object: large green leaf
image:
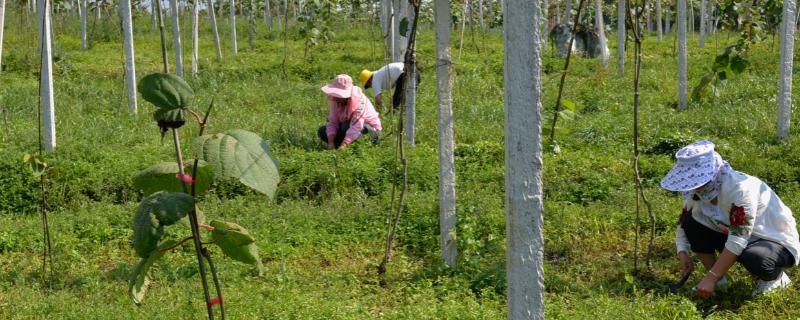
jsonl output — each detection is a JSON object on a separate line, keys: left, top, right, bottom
{"left": 138, "top": 191, "right": 196, "bottom": 227}
{"left": 209, "top": 220, "right": 263, "bottom": 274}
{"left": 153, "top": 108, "right": 187, "bottom": 130}
{"left": 138, "top": 73, "right": 194, "bottom": 111}
{"left": 133, "top": 161, "right": 214, "bottom": 196}
{"left": 129, "top": 239, "right": 176, "bottom": 305}
{"left": 729, "top": 55, "right": 748, "bottom": 76}
{"left": 133, "top": 205, "right": 164, "bottom": 258}
{"left": 194, "top": 129, "right": 280, "bottom": 198}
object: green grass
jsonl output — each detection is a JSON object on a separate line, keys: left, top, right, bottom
{"left": 2, "top": 7, "right": 800, "bottom": 319}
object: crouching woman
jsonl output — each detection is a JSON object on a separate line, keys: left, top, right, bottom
{"left": 661, "top": 140, "right": 800, "bottom": 298}
{"left": 317, "top": 74, "right": 382, "bottom": 150}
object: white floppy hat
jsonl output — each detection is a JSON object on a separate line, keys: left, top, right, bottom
{"left": 660, "top": 140, "right": 720, "bottom": 192}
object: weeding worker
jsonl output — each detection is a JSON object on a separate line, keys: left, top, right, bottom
{"left": 317, "top": 74, "right": 382, "bottom": 150}
{"left": 661, "top": 140, "right": 800, "bottom": 299}
{"left": 358, "top": 62, "right": 420, "bottom": 112}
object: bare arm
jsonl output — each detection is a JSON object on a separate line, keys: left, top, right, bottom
{"left": 696, "top": 249, "right": 737, "bottom": 299}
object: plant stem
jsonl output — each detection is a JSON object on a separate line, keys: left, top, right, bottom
{"left": 172, "top": 128, "right": 215, "bottom": 320}
{"left": 203, "top": 248, "right": 226, "bottom": 319}
{"left": 627, "top": 2, "right": 656, "bottom": 272}
{"left": 156, "top": 0, "right": 169, "bottom": 73}
{"left": 36, "top": 2, "right": 53, "bottom": 276}
{"left": 548, "top": 0, "right": 586, "bottom": 145}
{"left": 378, "top": 0, "right": 419, "bottom": 287}
{"left": 160, "top": 235, "right": 194, "bottom": 252}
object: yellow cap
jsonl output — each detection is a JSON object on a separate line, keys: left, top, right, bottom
{"left": 358, "top": 69, "right": 374, "bottom": 87}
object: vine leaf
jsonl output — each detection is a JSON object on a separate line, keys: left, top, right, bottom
{"left": 134, "top": 161, "right": 214, "bottom": 196}
{"left": 133, "top": 192, "right": 195, "bottom": 257}
{"left": 22, "top": 154, "right": 48, "bottom": 178}
{"left": 399, "top": 18, "right": 410, "bottom": 37}
{"left": 194, "top": 129, "right": 280, "bottom": 198}
{"left": 138, "top": 73, "right": 194, "bottom": 111}
{"left": 133, "top": 206, "right": 164, "bottom": 258}
{"left": 129, "top": 239, "right": 177, "bottom": 305}
{"left": 692, "top": 74, "right": 715, "bottom": 102}
{"left": 561, "top": 98, "right": 577, "bottom": 112}
{"left": 209, "top": 220, "right": 264, "bottom": 275}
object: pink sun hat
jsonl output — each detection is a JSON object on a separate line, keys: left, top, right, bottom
{"left": 660, "top": 140, "right": 720, "bottom": 192}
{"left": 321, "top": 74, "right": 354, "bottom": 99}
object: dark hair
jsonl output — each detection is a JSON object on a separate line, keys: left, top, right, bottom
{"left": 365, "top": 77, "right": 373, "bottom": 89}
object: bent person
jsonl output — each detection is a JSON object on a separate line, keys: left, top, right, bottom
{"left": 661, "top": 140, "right": 799, "bottom": 299}
{"left": 317, "top": 74, "right": 382, "bottom": 150}
{"left": 359, "top": 62, "right": 420, "bottom": 112}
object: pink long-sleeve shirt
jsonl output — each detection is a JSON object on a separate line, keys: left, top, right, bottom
{"left": 326, "top": 87, "right": 382, "bottom": 144}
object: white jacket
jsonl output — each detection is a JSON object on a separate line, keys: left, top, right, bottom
{"left": 676, "top": 171, "right": 800, "bottom": 265}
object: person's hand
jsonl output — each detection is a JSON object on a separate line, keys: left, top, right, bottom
{"left": 338, "top": 142, "right": 348, "bottom": 150}
{"left": 678, "top": 251, "right": 694, "bottom": 275}
{"left": 696, "top": 274, "right": 718, "bottom": 299}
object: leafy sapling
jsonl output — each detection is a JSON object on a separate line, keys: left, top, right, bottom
{"left": 23, "top": 153, "right": 54, "bottom": 275}
{"left": 129, "top": 73, "right": 279, "bottom": 320}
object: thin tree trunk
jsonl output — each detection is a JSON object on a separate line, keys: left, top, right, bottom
{"left": 0, "top": 0, "right": 5, "bottom": 75}
{"left": 151, "top": 0, "right": 157, "bottom": 30}
{"left": 247, "top": 0, "right": 255, "bottom": 48}
{"left": 381, "top": 0, "right": 394, "bottom": 61}
{"left": 435, "top": 0, "right": 456, "bottom": 268}
{"left": 595, "top": 0, "right": 609, "bottom": 63}
{"left": 156, "top": 0, "right": 169, "bottom": 72}
{"left": 617, "top": 0, "right": 624, "bottom": 76}
{"left": 563, "top": 0, "right": 572, "bottom": 23}
{"left": 656, "top": 0, "right": 663, "bottom": 40}
{"left": 39, "top": 0, "right": 56, "bottom": 152}
{"left": 688, "top": 2, "right": 693, "bottom": 33}
{"left": 777, "top": 0, "right": 796, "bottom": 142}
{"left": 665, "top": 4, "right": 670, "bottom": 34}
{"left": 478, "top": 0, "right": 486, "bottom": 55}
{"left": 275, "top": 0, "right": 281, "bottom": 30}
{"left": 80, "top": 0, "right": 87, "bottom": 49}
{"left": 96, "top": 0, "right": 101, "bottom": 19}
{"left": 393, "top": 0, "right": 407, "bottom": 61}
{"left": 230, "top": 0, "right": 237, "bottom": 54}
{"left": 699, "top": 0, "right": 705, "bottom": 47}
{"left": 120, "top": 0, "right": 137, "bottom": 113}
{"left": 191, "top": 0, "right": 199, "bottom": 75}
{"left": 796, "top": 4, "right": 799, "bottom": 31}
{"left": 542, "top": 0, "right": 549, "bottom": 47}
{"left": 678, "top": 0, "right": 687, "bottom": 110}
{"left": 707, "top": 0, "right": 714, "bottom": 35}
{"left": 504, "top": 0, "right": 545, "bottom": 317}
{"left": 458, "top": 0, "right": 467, "bottom": 60}
{"left": 489, "top": 0, "right": 495, "bottom": 30}
{"left": 170, "top": 0, "right": 184, "bottom": 77}
{"left": 404, "top": 9, "right": 416, "bottom": 145}
{"left": 208, "top": 0, "right": 222, "bottom": 60}
{"left": 265, "top": 0, "right": 272, "bottom": 33}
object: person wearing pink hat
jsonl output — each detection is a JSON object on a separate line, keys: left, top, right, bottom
{"left": 317, "top": 74, "right": 382, "bottom": 150}
{"left": 661, "top": 140, "right": 800, "bottom": 299}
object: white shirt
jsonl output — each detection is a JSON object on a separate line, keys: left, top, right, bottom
{"left": 370, "top": 62, "right": 405, "bottom": 96}
{"left": 676, "top": 171, "right": 800, "bottom": 265}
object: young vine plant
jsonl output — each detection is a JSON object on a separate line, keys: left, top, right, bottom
{"left": 129, "top": 73, "right": 279, "bottom": 319}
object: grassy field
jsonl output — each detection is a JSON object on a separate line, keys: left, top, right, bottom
{"left": 1, "top": 7, "right": 800, "bottom": 319}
